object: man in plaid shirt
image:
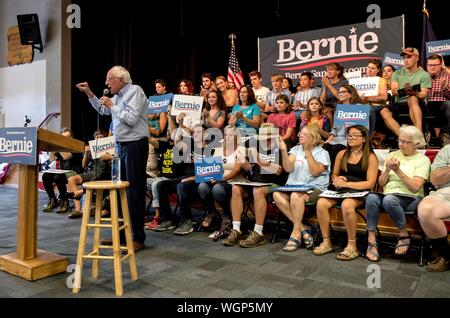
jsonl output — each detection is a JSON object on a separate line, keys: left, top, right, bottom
{"left": 427, "top": 54, "right": 450, "bottom": 143}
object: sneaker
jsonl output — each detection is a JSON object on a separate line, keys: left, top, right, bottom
{"left": 223, "top": 229, "right": 242, "bottom": 246}
{"left": 153, "top": 220, "right": 176, "bottom": 232}
{"left": 43, "top": 197, "right": 58, "bottom": 212}
{"left": 145, "top": 216, "right": 160, "bottom": 230}
{"left": 239, "top": 231, "right": 266, "bottom": 248}
{"left": 174, "top": 219, "right": 194, "bottom": 235}
{"left": 56, "top": 199, "right": 69, "bottom": 214}
{"left": 426, "top": 256, "right": 450, "bottom": 272}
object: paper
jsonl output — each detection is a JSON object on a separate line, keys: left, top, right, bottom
{"left": 274, "top": 185, "right": 314, "bottom": 192}
{"left": 42, "top": 168, "right": 72, "bottom": 174}
{"left": 228, "top": 181, "right": 273, "bottom": 187}
{"left": 319, "top": 190, "right": 369, "bottom": 198}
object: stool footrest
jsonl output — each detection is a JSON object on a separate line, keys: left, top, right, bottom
{"left": 87, "top": 223, "right": 112, "bottom": 228}
{"left": 99, "top": 245, "right": 128, "bottom": 250}
{"left": 100, "top": 217, "right": 124, "bottom": 222}
{"left": 83, "top": 255, "right": 114, "bottom": 260}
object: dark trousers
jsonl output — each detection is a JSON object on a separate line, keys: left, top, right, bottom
{"left": 118, "top": 137, "right": 149, "bottom": 244}
{"left": 42, "top": 172, "right": 68, "bottom": 200}
{"left": 177, "top": 180, "right": 200, "bottom": 220}
{"left": 156, "top": 177, "right": 182, "bottom": 222}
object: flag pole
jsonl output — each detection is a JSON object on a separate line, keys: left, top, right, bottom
{"left": 229, "top": 33, "right": 236, "bottom": 49}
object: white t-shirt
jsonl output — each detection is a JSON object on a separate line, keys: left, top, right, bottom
{"left": 253, "top": 86, "right": 271, "bottom": 103}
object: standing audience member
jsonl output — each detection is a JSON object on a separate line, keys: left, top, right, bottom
{"left": 249, "top": 71, "right": 270, "bottom": 111}
{"left": 364, "top": 125, "right": 430, "bottom": 262}
{"left": 76, "top": 65, "right": 149, "bottom": 253}
{"left": 293, "top": 72, "right": 321, "bottom": 116}
{"left": 418, "top": 144, "right": 450, "bottom": 272}
{"left": 215, "top": 75, "right": 238, "bottom": 108}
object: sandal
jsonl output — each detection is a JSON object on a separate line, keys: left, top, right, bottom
{"left": 67, "top": 190, "right": 84, "bottom": 200}
{"left": 336, "top": 247, "right": 359, "bottom": 261}
{"left": 301, "top": 229, "right": 314, "bottom": 249}
{"left": 283, "top": 237, "right": 301, "bottom": 252}
{"left": 395, "top": 233, "right": 411, "bottom": 256}
{"left": 366, "top": 242, "right": 380, "bottom": 262}
{"left": 313, "top": 242, "right": 334, "bottom": 256}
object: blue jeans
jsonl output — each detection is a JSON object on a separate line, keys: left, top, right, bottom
{"left": 197, "top": 182, "right": 215, "bottom": 215}
{"left": 365, "top": 193, "right": 422, "bottom": 231}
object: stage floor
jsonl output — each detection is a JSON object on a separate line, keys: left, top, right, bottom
{"left": 0, "top": 186, "right": 449, "bottom": 298}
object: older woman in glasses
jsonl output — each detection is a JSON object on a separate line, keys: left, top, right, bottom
{"left": 364, "top": 125, "right": 431, "bottom": 262}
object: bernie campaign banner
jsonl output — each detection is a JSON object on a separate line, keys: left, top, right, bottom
{"left": 0, "top": 127, "right": 37, "bottom": 165}
{"left": 171, "top": 94, "right": 204, "bottom": 120}
{"left": 426, "top": 39, "right": 450, "bottom": 57}
{"left": 148, "top": 93, "right": 173, "bottom": 114}
{"left": 258, "top": 16, "right": 404, "bottom": 86}
{"left": 334, "top": 104, "right": 370, "bottom": 129}
{"left": 194, "top": 157, "right": 223, "bottom": 183}
{"left": 88, "top": 136, "right": 116, "bottom": 159}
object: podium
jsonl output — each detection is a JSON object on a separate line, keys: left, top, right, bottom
{"left": 0, "top": 128, "right": 84, "bottom": 281}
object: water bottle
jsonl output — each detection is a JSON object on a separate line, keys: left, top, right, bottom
{"left": 111, "top": 154, "right": 121, "bottom": 182}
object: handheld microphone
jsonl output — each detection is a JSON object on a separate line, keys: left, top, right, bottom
{"left": 103, "top": 88, "right": 110, "bottom": 96}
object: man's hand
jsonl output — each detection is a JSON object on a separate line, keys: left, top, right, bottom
{"left": 76, "top": 82, "right": 94, "bottom": 98}
{"left": 100, "top": 96, "right": 113, "bottom": 108}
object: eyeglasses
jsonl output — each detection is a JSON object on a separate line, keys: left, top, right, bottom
{"left": 398, "top": 139, "right": 413, "bottom": 145}
{"left": 347, "top": 134, "right": 363, "bottom": 139}
{"left": 427, "top": 63, "right": 441, "bottom": 67}
{"left": 338, "top": 90, "right": 349, "bottom": 95}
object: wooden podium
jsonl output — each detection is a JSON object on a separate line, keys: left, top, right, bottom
{"left": 0, "top": 128, "right": 84, "bottom": 281}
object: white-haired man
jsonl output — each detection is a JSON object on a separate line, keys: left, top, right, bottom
{"left": 76, "top": 65, "right": 149, "bottom": 252}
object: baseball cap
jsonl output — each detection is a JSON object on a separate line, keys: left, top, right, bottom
{"left": 400, "top": 47, "right": 419, "bottom": 57}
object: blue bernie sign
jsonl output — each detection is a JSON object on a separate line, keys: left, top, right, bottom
{"left": 0, "top": 127, "right": 37, "bottom": 165}
{"left": 426, "top": 39, "right": 450, "bottom": 57}
{"left": 194, "top": 156, "right": 223, "bottom": 183}
{"left": 334, "top": 104, "right": 370, "bottom": 129}
{"left": 382, "top": 52, "right": 404, "bottom": 69}
{"left": 148, "top": 93, "right": 173, "bottom": 114}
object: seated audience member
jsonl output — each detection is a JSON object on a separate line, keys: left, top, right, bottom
{"left": 146, "top": 131, "right": 192, "bottom": 231}
{"left": 320, "top": 62, "right": 348, "bottom": 119}
{"left": 323, "top": 85, "right": 362, "bottom": 168}
{"left": 199, "top": 126, "right": 246, "bottom": 232}
{"left": 249, "top": 70, "right": 271, "bottom": 111}
{"left": 66, "top": 129, "right": 112, "bottom": 219}
{"left": 42, "top": 127, "right": 83, "bottom": 214}
{"left": 293, "top": 72, "right": 321, "bottom": 116}
{"left": 228, "top": 84, "right": 261, "bottom": 136}
{"left": 365, "top": 125, "right": 430, "bottom": 261}
{"left": 380, "top": 48, "right": 431, "bottom": 137}
{"left": 360, "top": 59, "right": 388, "bottom": 136}
{"left": 202, "top": 90, "right": 227, "bottom": 130}
{"left": 314, "top": 125, "right": 378, "bottom": 259}
{"left": 199, "top": 73, "right": 216, "bottom": 99}
{"left": 154, "top": 124, "right": 207, "bottom": 235}
{"left": 426, "top": 54, "right": 450, "bottom": 142}
{"left": 224, "top": 124, "right": 287, "bottom": 248}
{"left": 215, "top": 75, "right": 238, "bottom": 108}
{"left": 299, "top": 97, "right": 331, "bottom": 141}
{"left": 282, "top": 77, "right": 296, "bottom": 99}
{"left": 273, "top": 125, "right": 330, "bottom": 252}
{"left": 264, "top": 74, "right": 293, "bottom": 112}
{"left": 267, "top": 94, "right": 298, "bottom": 149}
{"left": 418, "top": 144, "right": 450, "bottom": 272}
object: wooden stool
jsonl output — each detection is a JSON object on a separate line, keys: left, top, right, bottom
{"left": 72, "top": 180, "right": 138, "bottom": 296}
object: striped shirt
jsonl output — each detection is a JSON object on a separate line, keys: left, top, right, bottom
{"left": 294, "top": 87, "right": 321, "bottom": 107}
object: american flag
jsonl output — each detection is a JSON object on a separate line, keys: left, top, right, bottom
{"left": 227, "top": 42, "right": 244, "bottom": 90}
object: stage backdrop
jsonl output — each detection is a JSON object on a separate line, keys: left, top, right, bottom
{"left": 258, "top": 16, "right": 404, "bottom": 86}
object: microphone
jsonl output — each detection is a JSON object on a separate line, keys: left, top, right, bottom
{"left": 103, "top": 88, "right": 110, "bottom": 96}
